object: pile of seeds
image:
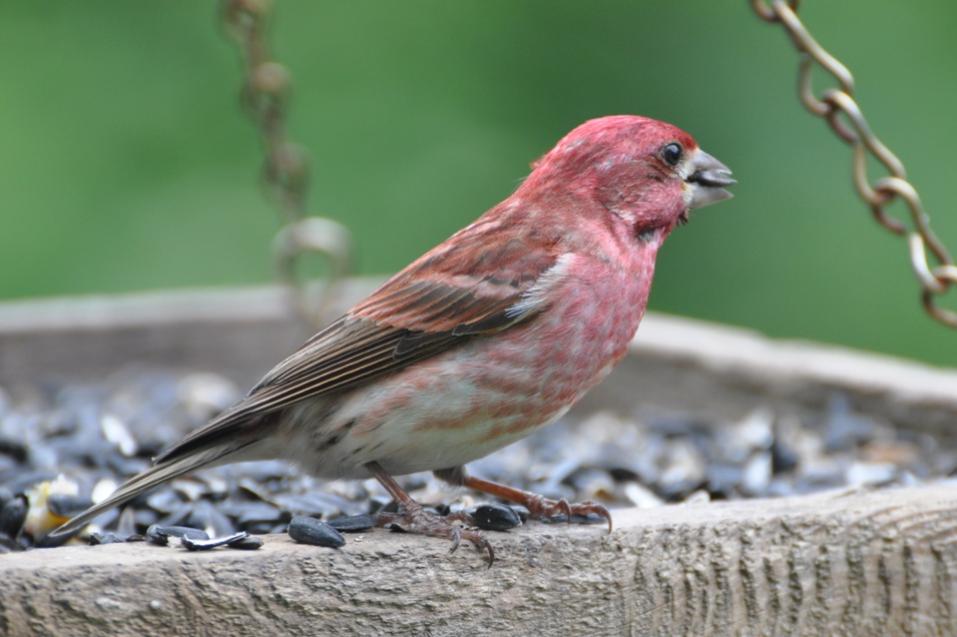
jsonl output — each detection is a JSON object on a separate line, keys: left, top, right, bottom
{"left": 0, "top": 367, "right": 953, "bottom": 552}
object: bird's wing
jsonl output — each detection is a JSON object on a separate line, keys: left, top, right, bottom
{"left": 154, "top": 217, "right": 562, "bottom": 463}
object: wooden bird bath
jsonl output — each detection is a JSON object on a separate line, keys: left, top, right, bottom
{"left": 1, "top": 280, "right": 956, "bottom": 636}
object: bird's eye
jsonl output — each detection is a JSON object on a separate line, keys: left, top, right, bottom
{"left": 661, "top": 142, "right": 683, "bottom": 167}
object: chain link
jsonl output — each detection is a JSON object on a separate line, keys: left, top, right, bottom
{"left": 752, "top": 0, "right": 957, "bottom": 328}
{"left": 221, "top": 0, "right": 350, "bottom": 327}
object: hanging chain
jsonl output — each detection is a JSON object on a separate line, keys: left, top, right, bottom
{"left": 752, "top": 0, "right": 957, "bottom": 328}
{"left": 221, "top": 0, "right": 350, "bottom": 328}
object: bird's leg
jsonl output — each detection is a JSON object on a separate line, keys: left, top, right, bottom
{"left": 366, "top": 461, "right": 494, "bottom": 564}
{"left": 435, "top": 466, "right": 613, "bottom": 533}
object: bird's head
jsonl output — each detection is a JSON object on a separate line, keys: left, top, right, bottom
{"left": 521, "top": 115, "right": 735, "bottom": 238}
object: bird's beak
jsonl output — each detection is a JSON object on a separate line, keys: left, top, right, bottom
{"left": 686, "top": 149, "right": 735, "bottom": 209}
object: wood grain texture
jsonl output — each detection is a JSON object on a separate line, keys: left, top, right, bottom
{"left": 1, "top": 485, "right": 956, "bottom": 636}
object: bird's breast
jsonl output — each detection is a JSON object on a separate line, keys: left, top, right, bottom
{"left": 495, "top": 251, "right": 655, "bottom": 401}
{"left": 286, "top": 251, "right": 659, "bottom": 478}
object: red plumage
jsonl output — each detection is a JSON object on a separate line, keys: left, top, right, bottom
{"left": 53, "top": 115, "right": 734, "bottom": 558}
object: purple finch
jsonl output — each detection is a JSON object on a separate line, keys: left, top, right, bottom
{"left": 53, "top": 115, "right": 734, "bottom": 561}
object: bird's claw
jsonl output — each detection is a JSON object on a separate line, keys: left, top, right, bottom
{"left": 526, "top": 495, "right": 613, "bottom": 533}
{"left": 375, "top": 502, "right": 494, "bottom": 566}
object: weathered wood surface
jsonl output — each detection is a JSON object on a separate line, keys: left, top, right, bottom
{"left": 1, "top": 484, "right": 956, "bottom": 636}
{"left": 2, "top": 284, "right": 956, "bottom": 441}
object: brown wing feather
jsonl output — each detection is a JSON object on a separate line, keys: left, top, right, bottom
{"left": 155, "top": 214, "right": 562, "bottom": 464}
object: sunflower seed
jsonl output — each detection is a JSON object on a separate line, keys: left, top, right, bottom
{"left": 0, "top": 494, "right": 28, "bottom": 538}
{"left": 227, "top": 535, "right": 264, "bottom": 550}
{"left": 180, "top": 531, "right": 248, "bottom": 551}
{"left": 89, "top": 532, "right": 124, "bottom": 545}
{"left": 145, "top": 524, "right": 208, "bottom": 546}
{"left": 327, "top": 513, "right": 375, "bottom": 533}
{"left": 288, "top": 516, "right": 345, "bottom": 548}
{"left": 469, "top": 504, "right": 522, "bottom": 531}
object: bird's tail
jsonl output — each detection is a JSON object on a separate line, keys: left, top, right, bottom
{"left": 47, "top": 441, "right": 251, "bottom": 541}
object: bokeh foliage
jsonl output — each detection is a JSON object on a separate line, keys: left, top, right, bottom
{"left": 2, "top": 1, "right": 956, "bottom": 365}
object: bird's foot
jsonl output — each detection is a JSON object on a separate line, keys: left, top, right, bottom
{"left": 375, "top": 501, "right": 494, "bottom": 565}
{"left": 521, "top": 493, "right": 612, "bottom": 531}
{"left": 438, "top": 471, "right": 613, "bottom": 533}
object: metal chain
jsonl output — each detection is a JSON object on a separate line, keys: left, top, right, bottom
{"left": 752, "top": 0, "right": 957, "bottom": 327}
{"left": 221, "top": 0, "right": 350, "bottom": 327}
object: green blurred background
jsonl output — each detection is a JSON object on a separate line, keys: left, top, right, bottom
{"left": 2, "top": 1, "right": 956, "bottom": 366}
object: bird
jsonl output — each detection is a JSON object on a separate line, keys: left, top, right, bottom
{"left": 51, "top": 115, "right": 735, "bottom": 562}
